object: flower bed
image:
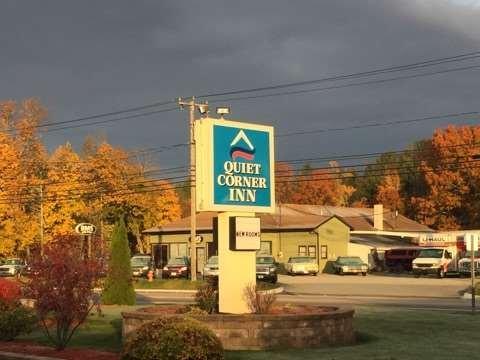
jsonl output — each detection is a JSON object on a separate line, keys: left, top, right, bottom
{"left": 122, "top": 305, "right": 355, "bottom": 350}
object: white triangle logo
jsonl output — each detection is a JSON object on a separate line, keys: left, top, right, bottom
{"left": 230, "top": 130, "right": 254, "bottom": 150}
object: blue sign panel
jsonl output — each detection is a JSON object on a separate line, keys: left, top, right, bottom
{"left": 213, "top": 125, "right": 272, "bottom": 208}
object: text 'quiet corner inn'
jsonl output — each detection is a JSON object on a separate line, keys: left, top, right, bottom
{"left": 143, "top": 204, "right": 432, "bottom": 273}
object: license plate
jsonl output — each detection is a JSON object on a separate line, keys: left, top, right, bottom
{"left": 258, "top": 275, "right": 264, "bottom": 279}
{"left": 171, "top": 272, "right": 176, "bottom": 276}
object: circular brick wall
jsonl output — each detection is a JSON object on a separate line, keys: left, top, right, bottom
{"left": 122, "top": 306, "right": 355, "bottom": 350}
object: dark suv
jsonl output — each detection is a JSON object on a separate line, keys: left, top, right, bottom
{"left": 256, "top": 255, "right": 278, "bottom": 283}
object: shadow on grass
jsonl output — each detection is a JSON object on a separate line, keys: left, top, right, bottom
{"left": 110, "top": 318, "right": 123, "bottom": 340}
{"left": 354, "top": 331, "right": 379, "bottom": 345}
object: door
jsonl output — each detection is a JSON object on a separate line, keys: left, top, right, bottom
{"left": 153, "top": 244, "right": 168, "bottom": 269}
{"left": 196, "top": 247, "right": 205, "bottom": 274}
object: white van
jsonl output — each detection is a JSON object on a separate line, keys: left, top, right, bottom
{"left": 412, "top": 248, "right": 455, "bottom": 278}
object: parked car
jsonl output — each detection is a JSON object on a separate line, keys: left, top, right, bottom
{"left": 412, "top": 248, "right": 453, "bottom": 278}
{"left": 203, "top": 256, "right": 219, "bottom": 278}
{"left": 333, "top": 256, "right": 368, "bottom": 276}
{"left": 162, "top": 256, "right": 190, "bottom": 278}
{"left": 0, "top": 258, "right": 27, "bottom": 277}
{"left": 285, "top": 256, "right": 318, "bottom": 276}
{"left": 458, "top": 251, "right": 480, "bottom": 277}
{"left": 131, "top": 255, "right": 154, "bottom": 278}
{"left": 256, "top": 255, "right": 278, "bottom": 283}
{"left": 384, "top": 248, "right": 421, "bottom": 272}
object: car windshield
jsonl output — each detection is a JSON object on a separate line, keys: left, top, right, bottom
{"left": 417, "top": 249, "right": 443, "bottom": 258}
{"left": 289, "top": 257, "right": 314, "bottom": 263}
{"left": 337, "top": 257, "right": 363, "bottom": 265}
{"left": 464, "top": 251, "right": 480, "bottom": 258}
{"left": 4, "top": 259, "right": 22, "bottom": 265}
{"left": 131, "top": 257, "right": 151, "bottom": 266}
{"left": 256, "top": 257, "right": 274, "bottom": 264}
{"left": 207, "top": 256, "right": 218, "bottom": 265}
{"left": 167, "top": 257, "right": 188, "bottom": 265}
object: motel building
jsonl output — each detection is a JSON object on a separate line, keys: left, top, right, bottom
{"left": 143, "top": 203, "right": 432, "bottom": 274}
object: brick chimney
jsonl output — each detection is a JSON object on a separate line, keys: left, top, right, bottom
{"left": 373, "top": 204, "right": 383, "bottom": 231}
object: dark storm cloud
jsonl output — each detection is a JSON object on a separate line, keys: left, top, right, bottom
{"left": 1, "top": 0, "right": 480, "bottom": 168}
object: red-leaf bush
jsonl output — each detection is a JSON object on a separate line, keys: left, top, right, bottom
{"left": 0, "top": 278, "right": 36, "bottom": 341}
{"left": 25, "top": 235, "right": 104, "bottom": 350}
{"left": 0, "top": 278, "right": 21, "bottom": 305}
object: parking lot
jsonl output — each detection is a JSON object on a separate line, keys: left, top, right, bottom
{"left": 279, "top": 273, "right": 471, "bottom": 298}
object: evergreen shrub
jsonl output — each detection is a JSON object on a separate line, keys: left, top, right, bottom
{"left": 122, "top": 316, "right": 224, "bottom": 360}
{"left": 102, "top": 217, "right": 136, "bottom": 305}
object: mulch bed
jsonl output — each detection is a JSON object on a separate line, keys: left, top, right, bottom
{"left": 0, "top": 341, "right": 119, "bottom": 360}
{"left": 140, "top": 304, "right": 338, "bottom": 315}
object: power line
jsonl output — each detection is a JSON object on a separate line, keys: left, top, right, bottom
{"left": 276, "top": 111, "right": 480, "bottom": 138}
{"left": 198, "top": 50, "right": 480, "bottom": 98}
{"left": 40, "top": 100, "right": 176, "bottom": 129}
{"left": 42, "top": 107, "right": 178, "bottom": 134}
{"left": 207, "top": 63, "right": 480, "bottom": 104}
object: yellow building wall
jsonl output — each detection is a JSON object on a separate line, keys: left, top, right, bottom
{"left": 315, "top": 217, "right": 350, "bottom": 272}
{"left": 147, "top": 216, "right": 350, "bottom": 273}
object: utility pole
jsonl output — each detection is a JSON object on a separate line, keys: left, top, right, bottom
{"left": 178, "top": 97, "right": 209, "bottom": 281}
{"left": 471, "top": 235, "right": 476, "bottom": 313}
{"left": 39, "top": 184, "right": 44, "bottom": 257}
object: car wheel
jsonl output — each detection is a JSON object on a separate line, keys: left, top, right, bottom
{"left": 339, "top": 269, "right": 344, "bottom": 276}
{"left": 414, "top": 273, "right": 421, "bottom": 278}
{"left": 271, "top": 276, "right": 278, "bottom": 284}
{"left": 362, "top": 272, "right": 367, "bottom": 277}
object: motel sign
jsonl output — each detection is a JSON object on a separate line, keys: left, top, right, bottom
{"left": 195, "top": 118, "right": 275, "bottom": 213}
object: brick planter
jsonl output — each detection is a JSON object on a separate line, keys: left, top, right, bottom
{"left": 122, "top": 306, "right": 355, "bottom": 350}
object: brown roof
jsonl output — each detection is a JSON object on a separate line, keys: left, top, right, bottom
{"left": 143, "top": 204, "right": 431, "bottom": 234}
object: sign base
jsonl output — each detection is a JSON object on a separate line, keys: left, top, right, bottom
{"left": 218, "top": 211, "right": 256, "bottom": 314}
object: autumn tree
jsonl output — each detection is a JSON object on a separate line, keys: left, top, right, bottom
{"left": 275, "top": 162, "right": 296, "bottom": 204}
{"left": 290, "top": 163, "right": 355, "bottom": 206}
{"left": 410, "top": 125, "right": 480, "bottom": 230}
{"left": 43, "top": 143, "right": 88, "bottom": 240}
{"left": 375, "top": 170, "right": 404, "bottom": 213}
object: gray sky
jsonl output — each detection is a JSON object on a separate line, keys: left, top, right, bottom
{"left": 2, "top": 0, "right": 480, "bottom": 170}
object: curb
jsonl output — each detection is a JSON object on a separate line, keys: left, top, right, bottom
{"left": 462, "top": 293, "right": 480, "bottom": 300}
{"left": 282, "top": 292, "right": 458, "bottom": 299}
{"left": 0, "top": 351, "right": 61, "bottom": 360}
{"left": 134, "top": 289, "right": 196, "bottom": 293}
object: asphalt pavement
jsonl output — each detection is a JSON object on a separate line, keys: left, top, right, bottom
{"left": 134, "top": 273, "right": 478, "bottom": 311}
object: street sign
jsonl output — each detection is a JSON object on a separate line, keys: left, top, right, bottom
{"left": 75, "top": 223, "right": 96, "bottom": 235}
{"left": 465, "top": 232, "right": 479, "bottom": 252}
{"left": 195, "top": 118, "right": 275, "bottom": 213}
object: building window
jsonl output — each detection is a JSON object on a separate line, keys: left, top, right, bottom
{"left": 170, "top": 243, "right": 188, "bottom": 258}
{"left": 259, "top": 241, "right": 272, "bottom": 255}
{"left": 298, "top": 245, "right": 307, "bottom": 256}
{"left": 308, "top": 245, "right": 316, "bottom": 258}
{"left": 320, "top": 245, "right": 328, "bottom": 259}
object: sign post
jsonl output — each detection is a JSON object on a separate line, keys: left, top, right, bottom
{"left": 195, "top": 118, "right": 274, "bottom": 313}
{"left": 75, "top": 223, "right": 97, "bottom": 259}
{"left": 466, "top": 232, "right": 478, "bottom": 313}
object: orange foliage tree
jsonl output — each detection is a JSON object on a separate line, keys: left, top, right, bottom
{"left": 410, "top": 125, "right": 480, "bottom": 230}
{"left": 289, "top": 162, "right": 355, "bottom": 206}
{"left": 375, "top": 170, "right": 404, "bottom": 213}
{"left": 0, "top": 99, "right": 181, "bottom": 257}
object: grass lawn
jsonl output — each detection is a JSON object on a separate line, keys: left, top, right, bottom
{"left": 18, "top": 306, "right": 142, "bottom": 352}
{"left": 133, "top": 278, "right": 205, "bottom": 290}
{"left": 133, "top": 278, "right": 280, "bottom": 290}
{"left": 19, "top": 305, "right": 480, "bottom": 359}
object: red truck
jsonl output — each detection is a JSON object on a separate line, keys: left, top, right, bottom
{"left": 384, "top": 248, "right": 421, "bottom": 273}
